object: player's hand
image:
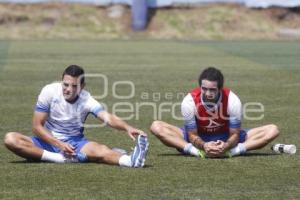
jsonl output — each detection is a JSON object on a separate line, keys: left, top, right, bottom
{"left": 204, "top": 140, "right": 230, "bottom": 157}
{"left": 126, "top": 126, "right": 147, "bottom": 141}
{"left": 204, "top": 141, "right": 224, "bottom": 157}
{"left": 214, "top": 140, "right": 229, "bottom": 154}
{"left": 203, "top": 142, "right": 219, "bottom": 155}
{"left": 58, "top": 142, "right": 75, "bottom": 155}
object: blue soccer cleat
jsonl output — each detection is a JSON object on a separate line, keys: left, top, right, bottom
{"left": 131, "top": 135, "right": 149, "bottom": 168}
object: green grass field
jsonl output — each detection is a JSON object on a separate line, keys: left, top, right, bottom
{"left": 0, "top": 40, "right": 299, "bottom": 200}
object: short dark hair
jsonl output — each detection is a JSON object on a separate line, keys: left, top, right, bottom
{"left": 62, "top": 65, "right": 85, "bottom": 85}
{"left": 198, "top": 67, "right": 224, "bottom": 89}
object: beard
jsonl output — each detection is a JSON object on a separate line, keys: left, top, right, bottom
{"left": 202, "top": 93, "right": 220, "bottom": 108}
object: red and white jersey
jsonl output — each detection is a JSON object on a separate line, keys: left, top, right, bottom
{"left": 181, "top": 87, "right": 242, "bottom": 135}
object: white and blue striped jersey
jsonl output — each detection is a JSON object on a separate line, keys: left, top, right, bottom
{"left": 35, "top": 82, "right": 104, "bottom": 140}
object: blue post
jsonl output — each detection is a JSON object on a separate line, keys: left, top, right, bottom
{"left": 132, "top": 0, "right": 148, "bottom": 31}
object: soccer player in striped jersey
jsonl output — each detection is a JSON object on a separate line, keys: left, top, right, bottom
{"left": 151, "top": 67, "right": 279, "bottom": 158}
{"left": 4, "top": 65, "right": 148, "bottom": 167}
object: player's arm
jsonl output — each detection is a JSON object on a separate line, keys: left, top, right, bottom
{"left": 222, "top": 127, "right": 240, "bottom": 151}
{"left": 87, "top": 95, "right": 146, "bottom": 140}
{"left": 188, "top": 129, "right": 205, "bottom": 150}
{"left": 188, "top": 130, "right": 223, "bottom": 156}
{"left": 32, "top": 111, "right": 75, "bottom": 154}
{"left": 97, "top": 111, "right": 146, "bottom": 140}
{"left": 181, "top": 94, "right": 205, "bottom": 149}
{"left": 220, "top": 90, "right": 243, "bottom": 153}
{"left": 33, "top": 84, "right": 74, "bottom": 154}
{"left": 181, "top": 94, "right": 214, "bottom": 152}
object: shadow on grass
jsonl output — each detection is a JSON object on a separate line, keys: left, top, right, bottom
{"left": 10, "top": 160, "right": 43, "bottom": 164}
{"left": 157, "top": 153, "right": 185, "bottom": 157}
{"left": 10, "top": 160, "right": 154, "bottom": 168}
{"left": 157, "top": 152, "right": 280, "bottom": 158}
{"left": 9, "top": 160, "right": 55, "bottom": 164}
{"left": 142, "top": 164, "right": 153, "bottom": 168}
{"left": 242, "top": 152, "right": 279, "bottom": 157}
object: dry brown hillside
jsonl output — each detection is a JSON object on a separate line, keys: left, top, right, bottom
{"left": 0, "top": 3, "right": 300, "bottom": 40}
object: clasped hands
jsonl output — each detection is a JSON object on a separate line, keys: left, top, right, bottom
{"left": 203, "top": 140, "right": 229, "bottom": 157}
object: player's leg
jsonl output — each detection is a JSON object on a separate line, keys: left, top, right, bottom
{"left": 150, "top": 120, "right": 188, "bottom": 149}
{"left": 4, "top": 132, "right": 70, "bottom": 163}
{"left": 80, "top": 135, "right": 149, "bottom": 168}
{"left": 150, "top": 121, "right": 202, "bottom": 157}
{"left": 4, "top": 132, "right": 43, "bottom": 160}
{"left": 80, "top": 142, "right": 122, "bottom": 164}
{"left": 243, "top": 124, "right": 279, "bottom": 151}
{"left": 230, "top": 124, "right": 279, "bottom": 156}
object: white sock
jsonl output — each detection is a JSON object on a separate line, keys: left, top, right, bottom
{"left": 183, "top": 143, "right": 200, "bottom": 157}
{"left": 118, "top": 155, "right": 132, "bottom": 167}
{"left": 41, "top": 150, "right": 66, "bottom": 163}
{"left": 230, "top": 143, "right": 247, "bottom": 156}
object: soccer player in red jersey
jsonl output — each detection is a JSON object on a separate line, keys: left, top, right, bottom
{"left": 151, "top": 67, "right": 279, "bottom": 158}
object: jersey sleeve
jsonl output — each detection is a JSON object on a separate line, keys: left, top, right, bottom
{"left": 181, "top": 94, "right": 197, "bottom": 131}
{"left": 86, "top": 96, "right": 105, "bottom": 117}
{"left": 35, "top": 84, "right": 53, "bottom": 113}
{"left": 227, "top": 91, "right": 242, "bottom": 129}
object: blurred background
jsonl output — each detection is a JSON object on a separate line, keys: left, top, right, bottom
{"left": 1, "top": 2, "right": 300, "bottom": 199}
{"left": 0, "top": 0, "right": 300, "bottom": 40}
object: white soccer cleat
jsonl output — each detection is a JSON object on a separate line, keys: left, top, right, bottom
{"left": 131, "top": 135, "right": 149, "bottom": 168}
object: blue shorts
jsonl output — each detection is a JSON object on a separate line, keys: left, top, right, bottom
{"left": 31, "top": 135, "right": 89, "bottom": 154}
{"left": 180, "top": 127, "right": 249, "bottom": 143}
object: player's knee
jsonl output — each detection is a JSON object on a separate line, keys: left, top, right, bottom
{"left": 4, "top": 132, "right": 19, "bottom": 149}
{"left": 93, "top": 144, "right": 112, "bottom": 161}
{"left": 150, "top": 121, "right": 164, "bottom": 136}
{"left": 268, "top": 124, "right": 279, "bottom": 139}
{"left": 263, "top": 124, "right": 279, "bottom": 142}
